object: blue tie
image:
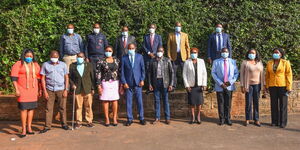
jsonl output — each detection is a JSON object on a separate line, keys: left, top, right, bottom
{"left": 218, "top": 34, "right": 222, "bottom": 51}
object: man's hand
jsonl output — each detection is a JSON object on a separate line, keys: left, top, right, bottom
{"left": 44, "top": 90, "right": 49, "bottom": 100}
{"left": 221, "top": 84, "right": 227, "bottom": 89}
{"left": 208, "top": 58, "right": 212, "bottom": 64}
{"left": 63, "top": 90, "right": 68, "bottom": 98}
{"left": 149, "top": 53, "right": 155, "bottom": 58}
{"left": 139, "top": 81, "right": 144, "bottom": 87}
{"left": 123, "top": 84, "right": 129, "bottom": 89}
{"left": 168, "top": 86, "right": 173, "bottom": 92}
{"left": 149, "top": 85, "right": 154, "bottom": 91}
{"left": 186, "top": 87, "right": 191, "bottom": 92}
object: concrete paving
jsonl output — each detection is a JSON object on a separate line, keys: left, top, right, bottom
{"left": 0, "top": 115, "right": 300, "bottom": 150}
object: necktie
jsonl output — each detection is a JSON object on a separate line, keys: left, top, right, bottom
{"left": 150, "top": 35, "right": 154, "bottom": 48}
{"left": 218, "top": 34, "right": 222, "bottom": 51}
{"left": 123, "top": 37, "right": 127, "bottom": 48}
{"left": 130, "top": 56, "right": 134, "bottom": 68}
{"left": 224, "top": 59, "right": 228, "bottom": 82}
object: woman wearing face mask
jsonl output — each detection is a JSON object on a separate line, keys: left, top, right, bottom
{"left": 265, "top": 48, "right": 293, "bottom": 128}
{"left": 96, "top": 46, "right": 122, "bottom": 127}
{"left": 183, "top": 48, "right": 207, "bottom": 124}
{"left": 11, "top": 49, "right": 41, "bottom": 138}
{"left": 240, "top": 49, "right": 264, "bottom": 127}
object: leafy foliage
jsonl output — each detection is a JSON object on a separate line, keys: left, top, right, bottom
{"left": 0, "top": 0, "right": 299, "bottom": 92}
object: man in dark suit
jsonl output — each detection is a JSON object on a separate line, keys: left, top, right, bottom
{"left": 69, "top": 52, "right": 95, "bottom": 129}
{"left": 142, "top": 24, "right": 163, "bottom": 63}
{"left": 148, "top": 47, "right": 174, "bottom": 125}
{"left": 207, "top": 23, "right": 232, "bottom": 64}
{"left": 85, "top": 23, "right": 108, "bottom": 70}
{"left": 114, "top": 26, "right": 137, "bottom": 60}
{"left": 121, "top": 43, "right": 146, "bottom": 126}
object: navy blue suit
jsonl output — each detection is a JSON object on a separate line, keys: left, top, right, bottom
{"left": 207, "top": 33, "right": 232, "bottom": 61}
{"left": 142, "top": 34, "right": 162, "bottom": 56}
{"left": 121, "top": 53, "right": 145, "bottom": 121}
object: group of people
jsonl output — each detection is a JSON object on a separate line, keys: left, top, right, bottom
{"left": 10, "top": 22, "right": 293, "bottom": 138}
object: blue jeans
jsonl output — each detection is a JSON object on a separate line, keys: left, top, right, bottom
{"left": 245, "top": 84, "right": 261, "bottom": 121}
{"left": 153, "top": 79, "right": 170, "bottom": 120}
{"left": 126, "top": 86, "right": 144, "bottom": 121}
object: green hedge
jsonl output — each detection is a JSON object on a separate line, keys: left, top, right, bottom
{"left": 0, "top": 0, "right": 299, "bottom": 92}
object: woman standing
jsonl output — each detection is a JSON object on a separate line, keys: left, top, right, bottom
{"left": 240, "top": 49, "right": 264, "bottom": 127}
{"left": 11, "top": 49, "right": 41, "bottom": 137}
{"left": 265, "top": 48, "right": 293, "bottom": 128}
{"left": 183, "top": 48, "right": 207, "bottom": 124}
{"left": 96, "top": 46, "right": 122, "bottom": 127}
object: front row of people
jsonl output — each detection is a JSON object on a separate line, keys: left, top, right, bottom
{"left": 11, "top": 46, "right": 292, "bottom": 138}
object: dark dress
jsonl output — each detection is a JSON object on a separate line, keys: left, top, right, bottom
{"left": 187, "top": 62, "right": 204, "bottom": 105}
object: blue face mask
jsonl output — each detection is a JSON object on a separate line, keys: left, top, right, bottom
{"left": 273, "top": 53, "right": 281, "bottom": 59}
{"left": 175, "top": 27, "right": 181, "bottom": 32}
{"left": 24, "top": 57, "right": 33, "bottom": 63}
{"left": 216, "top": 27, "right": 222, "bottom": 33}
{"left": 105, "top": 52, "right": 112, "bottom": 57}
{"left": 248, "top": 54, "right": 256, "bottom": 60}
{"left": 221, "top": 52, "right": 229, "bottom": 58}
{"left": 77, "top": 57, "right": 84, "bottom": 64}
{"left": 128, "top": 49, "right": 135, "bottom": 56}
{"left": 67, "top": 29, "right": 74, "bottom": 34}
{"left": 190, "top": 53, "right": 198, "bottom": 59}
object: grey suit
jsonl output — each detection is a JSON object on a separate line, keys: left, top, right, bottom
{"left": 114, "top": 35, "right": 137, "bottom": 60}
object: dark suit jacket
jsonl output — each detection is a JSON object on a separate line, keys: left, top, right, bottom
{"left": 69, "top": 62, "right": 95, "bottom": 94}
{"left": 114, "top": 35, "right": 136, "bottom": 60}
{"left": 148, "top": 57, "right": 174, "bottom": 89}
{"left": 142, "top": 34, "right": 162, "bottom": 55}
{"left": 121, "top": 53, "right": 145, "bottom": 87}
{"left": 207, "top": 32, "right": 232, "bottom": 60}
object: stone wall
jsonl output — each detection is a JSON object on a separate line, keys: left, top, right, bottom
{"left": 0, "top": 81, "right": 299, "bottom": 121}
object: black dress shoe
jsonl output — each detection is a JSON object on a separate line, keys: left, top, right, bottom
{"left": 26, "top": 131, "right": 35, "bottom": 135}
{"left": 145, "top": 90, "right": 153, "bottom": 95}
{"left": 19, "top": 134, "right": 26, "bottom": 138}
{"left": 126, "top": 121, "right": 133, "bottom": 126}
{"left": 196, "top": 120, "right": 202, "bottom": 124}
{"left": 189, "top": 120, "right": 195, "bottom": 124}
{"left": 112, "top": 123, "right": 118, "bottom": 126}
{"left": 62, "top": 125, "right": 69, "bottom": 130}
{"left": 218, "top": 121, "right": 224, "bottom": 126}
{"left": 226, "top": 120, "right": 233, "bottom": 126}
{"left": 254, "top": 121, "right": 261, "bottom": 127}
{"left": 140, "top": 120, "right": 146, "bottom": 125}
{"left": 280, "top": 125, "right": 286, "bottom": 128}
{"left": 39, "top": 128, "right": 50, "bottom": 134}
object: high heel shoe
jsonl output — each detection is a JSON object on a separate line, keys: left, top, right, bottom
{"left": 26, "top": 131, "right": 35, "bottom": 135}
{"left": 19, "top": 134, "right": 26, "bottom": 138}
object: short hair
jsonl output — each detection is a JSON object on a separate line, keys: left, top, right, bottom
{"left": 105, "top": 45, "right": 114, "bottom": 51}
{"left": 128, "top": 43, "right": 136, "bottom": 48}
{"left": 273, "top": 48, "right": 285, "bottom": 58}
{"left": 77, "top": 52, "right": 86, "bottom": 57}
{"left": 157, "top": 46, "right": 164, "bottom": 51}
{"left": 221, "top": 47, "right": 228, "bottom": 52}
{"left": 93, "top": 23, "right": 101, "bottom": 27}
{"left": 190, "top": 47, "right": 199, "bottom": 52}
{"left": 21, "top": 49, "right": 36, "bottom": 64}
{"left": 245, "top": 48, "right": 261, "bottom": 62}
{"left": 67, "top": 24, "right": 74, "bottom": 28}
{"left": 149, "top": 24, "right": 156, "bottom": 28}
{"left": 50, "top": 50, "right": 59, "bottom": 56}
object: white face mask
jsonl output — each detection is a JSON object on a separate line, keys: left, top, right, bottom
{"left": 157, "top": 52, "right": 163, "bottom": 58}
{"left": 50, "top": 58, "right": 59, "bottom": 63}
{"left": 122, "top": 31, "right": 128, "bottom": 37}
{"left": 67, "top": 29, "right": 74, "bottom": 34}
{"left": 93, "top": 28, "right": 100, "bottom": 34}
{"left": 175, "top": 27, "right": 181, "bottom": 32}
{"left": 149, "top": 28, "right": 155, "bottom": 34}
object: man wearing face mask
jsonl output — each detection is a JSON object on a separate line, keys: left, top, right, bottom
{"left": 148, "top": 47, "right": 174, "bottom": 125}
{"left": 85, "top": 23, "right": 109, "bottom": 70}
{"left": 69, "top": 52, "right": 95, "bottom": 129}
{"left": 167, "top": 22, "right": 190, "bottom": 89}
{"left": 212, "top": 48, "right": 239, "bottom": 126}
{"left": 207, "top": 23, "right": 232, "bottom": 64}
{"left": 121, "top": 43, "right": 146, "bottom": 126}
{"left": 40, "top": 50, "right": 70, "bottom": 133}
{"left": 115, "top": 26, "right": 137, "bottom": 60}
{"left": 60, "top": 24, "right": 84, "bottom": 69}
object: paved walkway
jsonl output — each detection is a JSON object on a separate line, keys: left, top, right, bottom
{"left": 1, "top": 115, "right": 300, "bottom": 150}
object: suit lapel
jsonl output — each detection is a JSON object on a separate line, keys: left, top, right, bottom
{"left": 81, "top": 63, "right": 87, "bottom": 77}
{"left": 133, "top": 54, "right": 138, "bottom": 69}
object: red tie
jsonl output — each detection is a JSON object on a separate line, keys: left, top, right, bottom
{"left": 150, "top": 35, "right": 154, "bottom": 48}
{"left": 123, "top": 37, "right": 127, "bottom": 48}
{"left": 224, "top": 59, "right": 228, "bottom": 82}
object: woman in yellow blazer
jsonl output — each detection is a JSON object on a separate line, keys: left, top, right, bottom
{"left": 265, "top": 48, "right": 293, "bottom": 128}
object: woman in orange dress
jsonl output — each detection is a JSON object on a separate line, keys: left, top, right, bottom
{"left": 10, "top": 49, "right": 41, "bottom": 138}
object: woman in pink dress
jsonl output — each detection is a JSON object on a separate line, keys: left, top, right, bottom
{"left": 95, "top": 46, "right": 123, "bottom": 127}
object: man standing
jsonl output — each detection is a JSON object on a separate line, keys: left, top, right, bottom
{"left": 40, "top": 50, "right": 69, "bottom": 133}
{"left": 85, "top": 23, "right": 108, "bottom": 69}
{"left": 167, "top": 22, "right": 190, "bottom": 89}
{"left": 121, "top": 43, "right": 146, "bottom": 126}
{"left": 69, "top": 52, "right": 95, "bottom": 129}
{"left": 207, "top": 23, "right": 232, "bottom": 64}
{"left": 212, "top": 48, "right": 239, "bottom": 126}
{"left": 148, "top": 47, "right": 174, "bottom": 124}
{"left": 114, "top": 26, "right": 137, "bottom": 60}
{"left": 60, "top": 24, "right": 84, "bottom": 68}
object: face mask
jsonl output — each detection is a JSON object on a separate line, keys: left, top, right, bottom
{"left": 128, "top": 49, "right": 135, "bottom": 56}
{"left": 221, "top": 52, "right": 229, "bottom": 58}
{"left": 157, "top": 52, "right": 163, "bottom": 58}
{"left": 248, "top": 54, "right": 256, "bottom": 60}
{"left": 175, "top": 27, "right": 181, "bottom": 32}
{"left": 77, "top": 57, "right": 84, "bottom": 64}
{"left": 105, "top": 52, "right": 113, "bottom": 57}
{"left": 122, "top": 31, "right": 128, "bottom": 37}
{"left": 93, "top": 28, "right": 100, "bottom": 34}
{"left": 216, "top": 27, "right": 222, "bottom": 33}
{"left": 67, "top": 29, "right": 74, "bottom": 34}
{"left": 24, "top": 57, "right": 33, "bottom": 63}
{"left": 149, "top": 28, "right": 155, "bottom": 34}
{"left": 190, "top": 53, "right": 198, "bottom": 59}
{"left": 50, "top": 58, "right": 59, "bottom": 63}
{"left": 273, "top": 53, "right": 281, "bottom": 59}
